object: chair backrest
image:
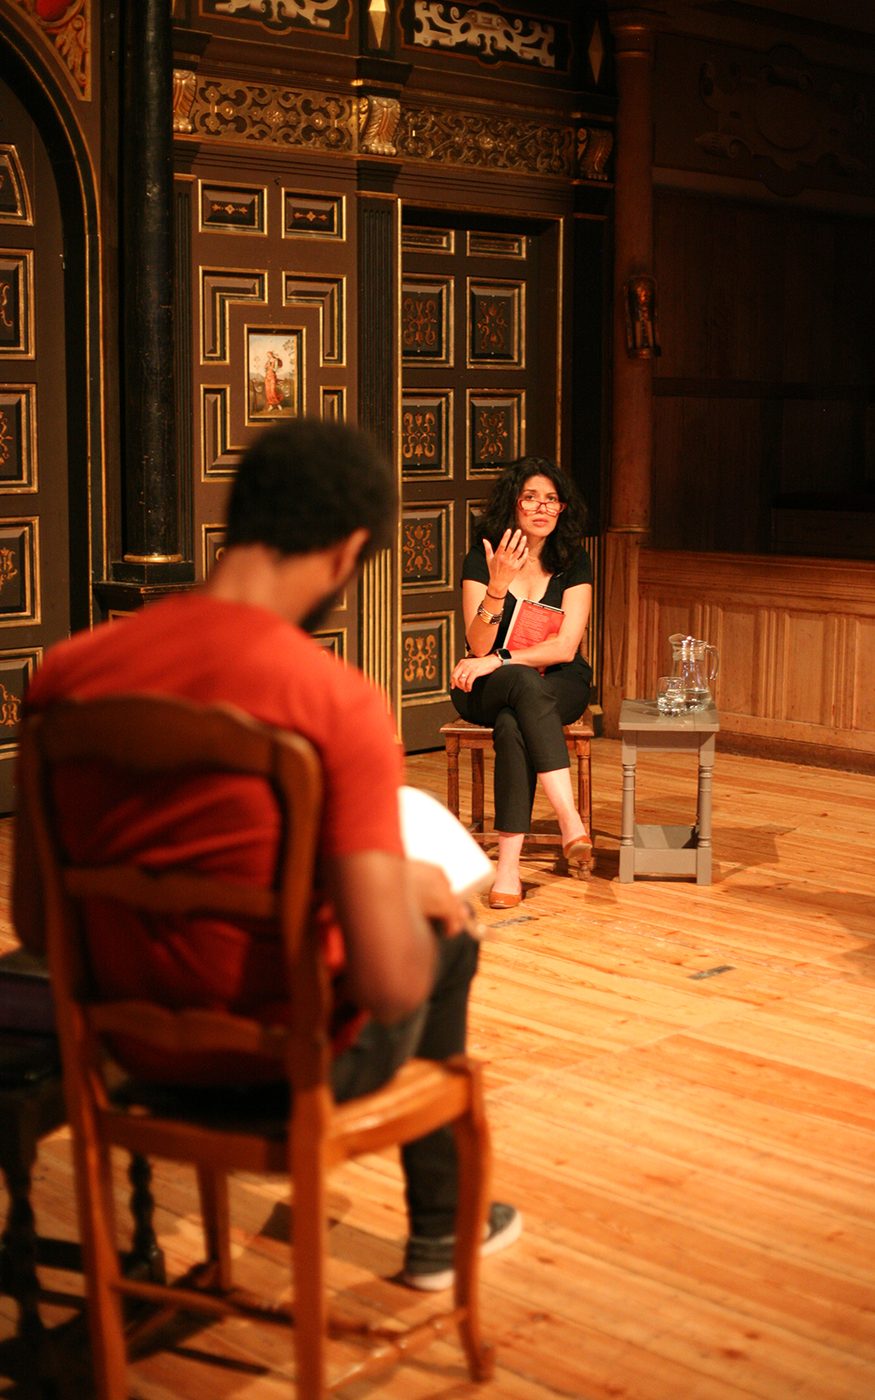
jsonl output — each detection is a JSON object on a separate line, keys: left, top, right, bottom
{"left": 19, "top": 695, "right": 326, "bottom": 1104}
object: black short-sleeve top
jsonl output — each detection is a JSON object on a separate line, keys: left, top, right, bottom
{"left": 461, "top": 541, "right": 593, "bottom": 652}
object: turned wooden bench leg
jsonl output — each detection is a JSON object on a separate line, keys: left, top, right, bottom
{"left": 445, "top": 735, "right": 460, "bottom": 819}
{"left": 470, "top": 748, "right": 485, "bottom": 832}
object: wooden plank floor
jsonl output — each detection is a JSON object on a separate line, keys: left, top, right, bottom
{"left": 2, "top": 737, "right": 874, "bottom": 1398}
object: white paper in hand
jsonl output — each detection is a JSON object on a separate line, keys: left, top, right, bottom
{"left": 399, "top": 786, "right": 494, "bottom": 898}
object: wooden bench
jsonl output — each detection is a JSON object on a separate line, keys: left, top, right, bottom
{"left": 439, "top": 708, "right": 595, "bottom": 849}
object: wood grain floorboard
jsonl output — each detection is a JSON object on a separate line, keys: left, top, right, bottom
{"left": 1, "top": 737, "right": 874, "bottom": 1397}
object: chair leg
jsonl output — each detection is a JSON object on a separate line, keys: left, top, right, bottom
{"left": 290, "top": 1108, "right": 329, "bottom": 1398}
{"left": 451, "top": 1075, "right": 495, "bottom": 1383}
{"left": 127, "top": 1153, "right": 166, "bottom": 1282}
{"left": 73, "top": 1131, "right": 129, "bottom": 1400}
{"left": 583, "top": 741, "right": 592, "bottom": 836}
{"left": 196, "top": 1167, "right": 232, "bottom": 1290}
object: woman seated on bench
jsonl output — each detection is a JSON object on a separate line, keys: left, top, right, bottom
{"left": 450, "top": 456, "right": 594, "bottom": 908}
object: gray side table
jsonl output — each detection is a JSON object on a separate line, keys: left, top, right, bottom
{"left": 618, "top": 699, "right": 720, "bottom": 884}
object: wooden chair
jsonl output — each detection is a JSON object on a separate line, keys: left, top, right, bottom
{"left": 440, "top": 707, "right": 595, "bottom": 853}
{"left": 19, "top": 694, "right": 494, "bottom": 1398}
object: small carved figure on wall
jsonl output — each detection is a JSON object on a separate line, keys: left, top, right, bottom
{"left": 624, "top": 275, "right": 660, "bottom": 359}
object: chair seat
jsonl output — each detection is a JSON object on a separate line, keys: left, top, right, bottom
{"left": 439, "top": 713, "right": 595, "bottom": 741}
{"left": 440, "top": 707, "right": 595, "bottom": 850}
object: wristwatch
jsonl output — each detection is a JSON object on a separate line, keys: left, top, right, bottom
{"left": 496, "top": 648, "right": 512, "bottom": 664}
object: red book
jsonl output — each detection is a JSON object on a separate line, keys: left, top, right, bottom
{"left": 504, "top": 599, "right": 564, "bottom": 672}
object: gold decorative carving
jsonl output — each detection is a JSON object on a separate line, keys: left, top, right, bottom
{"left": 12, "top": 0, "right": 91, "bottom": 101}
{"left": 0, "top": 547, "right": 18, "bottom": 590}
{"left": 175, "top": 75, "right": 356, "bottom": 153}
{"left": 404, "top": 294, "right": 440, "bottom": 352}
{"left": 173, "top": 70, "right": 197, "bottom": 134}
{"left": 0, "top": 251, "right": 35, "bottom": 358}
{"left": 697, "top": 48, "right": 869, "bottom": 194}
{"left": 412, "top": 1, "right": 556, "bottom": 69}
{"left": 403, "top": 408, "right": 438, "bottom": 466}
{"left": 397, "top": 106, "right": 572, "bottom": 176}
{"left": 403, "top": 521, "right": 436, "bottom": 578}
{"left": 205, "top": 0, "right": 343, "bottom": 29}
{"left": 358, "top": 96, "right": 401, "bottom": 157}
{"left": 0, "top": 519, "right": 38, "bottom": 624}
{"left": 403, "top": 633, "right": 438, "bottom": 684}
{"left": 576, "top": 126, "right": 613, "bottom": 181}
{"left": 0, "top": 681, "right": 21, "bottom": 728}
{"left": 0, "top": 385, "right": 35, "bottom": 491}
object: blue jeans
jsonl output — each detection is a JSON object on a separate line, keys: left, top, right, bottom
{"left": 331, "top": 930, "right": 479, "bottom": 1238}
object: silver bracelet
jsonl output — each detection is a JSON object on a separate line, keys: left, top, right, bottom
{"left": 476, "top": 603, "right": 503, "bottom": 625}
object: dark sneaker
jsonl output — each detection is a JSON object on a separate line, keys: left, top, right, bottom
{"left": 401, "top": 1202, "right": 522, "bottom": 1292}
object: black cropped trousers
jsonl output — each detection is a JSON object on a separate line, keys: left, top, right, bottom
{"left": 450, "top": 655, "right": 591, "bottom": 833}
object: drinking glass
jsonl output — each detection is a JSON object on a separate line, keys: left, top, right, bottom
{"left": 656, "top": 675, "right": 686, "bottom": 714}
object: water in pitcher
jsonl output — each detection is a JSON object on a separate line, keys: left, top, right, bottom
{"left": 668, "top": 635, "right": 719, "bottom": 711}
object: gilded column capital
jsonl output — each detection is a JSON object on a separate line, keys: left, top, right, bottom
{"left": 607, "top": 6, "right": 661, "bottom": 55}
{"left": 358, "top": 95, "right": 401, "bottom": 156}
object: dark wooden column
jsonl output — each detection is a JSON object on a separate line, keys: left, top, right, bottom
{"left": 602, "top": 6, "right": 658, "bottom": 732}
{"left": 357, "top": 176, "right": 401, "bottom": 713}
{"left": 111, "top": 0, "right": 190, "bottom": 592}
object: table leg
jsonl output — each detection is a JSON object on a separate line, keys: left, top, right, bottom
{"left": 619, "top": 736, "right": 637, "bottom": 883}
{"left": 695, "top": 734, "right": 716, "bottom": 884}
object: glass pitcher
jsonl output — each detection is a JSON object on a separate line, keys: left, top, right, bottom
{"left": 668, "top": 634, "right": 718, "bottom": 710}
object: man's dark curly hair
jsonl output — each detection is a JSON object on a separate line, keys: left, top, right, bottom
{"left": 224, "top": 419, "right": 396, "bottom": 560}
{"left": 475, "top": 456, "right": 588, "bottom": 574}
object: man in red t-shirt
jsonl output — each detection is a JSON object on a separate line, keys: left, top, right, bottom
{"left": 13, "top": 419, "right": 520, "bottom": 1291}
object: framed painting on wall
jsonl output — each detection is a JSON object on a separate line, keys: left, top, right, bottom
{"left": 246, "top": 328, "right": 303, "bottom": 422}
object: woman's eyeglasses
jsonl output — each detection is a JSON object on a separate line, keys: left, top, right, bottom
{"left": 517, "top": 493, "right": 566, "bottom": 516}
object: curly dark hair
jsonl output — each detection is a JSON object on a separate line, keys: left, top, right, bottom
{"left": 224, "top": 419, "right": 396, "bottom": 561}
{"left": 475, "top": 456, "right": 588, "bottom": 574}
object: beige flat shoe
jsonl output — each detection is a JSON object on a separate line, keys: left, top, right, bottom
{"left": 488, "top": 887, "right": 523, "bottom": 910}
{"left": 562, "top": 833, "right": 594, "bottom": 879}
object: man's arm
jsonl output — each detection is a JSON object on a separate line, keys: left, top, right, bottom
{"left": 324, "top": 850, "right": 448, "bottom": 1023}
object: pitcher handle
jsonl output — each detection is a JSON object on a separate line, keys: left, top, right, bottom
{"left": 706, "top": 645, "right": 719, "bottom": 681}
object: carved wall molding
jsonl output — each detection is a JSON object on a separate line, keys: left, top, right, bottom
{"left": 396, "top": 106, "right": 573, "bottom": 176}
{"left": 172, "top": 73, "right": 357, "bottom": 152}
{"left": 172, "top": 73, "right": 580, "bottom": 178}
{"left": 697, "top": 45, "right": 869, "bottom": 197}
{"left": 11, "top": 0, "right": 91, "bottom": 102}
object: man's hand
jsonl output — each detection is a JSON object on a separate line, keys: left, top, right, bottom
{"left": 407, "top": 860, "right": 469, "bottom": 937}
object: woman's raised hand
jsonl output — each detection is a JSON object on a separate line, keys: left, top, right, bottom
{"left": 484, "top": 529, "right": 528, "bottom": 591}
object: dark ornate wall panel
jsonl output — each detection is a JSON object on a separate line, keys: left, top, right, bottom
{"left": 652, "top": 189, "right": 875, "bottom": 557}
{"left": 166, "top": 2, "right": 610, "bottom": 733}
{"left": 651, "top": 18, "right": 875, "bottom": 563}
{"left": 177, "top": 141, "right": 362, "bottom": 656}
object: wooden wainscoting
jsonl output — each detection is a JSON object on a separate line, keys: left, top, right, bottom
{"left": 636, "top": 550, "right": 875, "bottom": 769}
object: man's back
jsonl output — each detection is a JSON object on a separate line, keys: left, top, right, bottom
{"left": 22, "top": 590, "right": 404, "bottom": 1079}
